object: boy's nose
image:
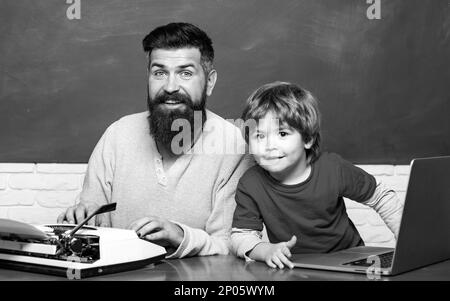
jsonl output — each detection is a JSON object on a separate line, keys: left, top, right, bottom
{"left": 264, "top": 137, "right": 277, "bottom": 151}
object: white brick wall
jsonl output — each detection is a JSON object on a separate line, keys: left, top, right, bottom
{"left": 0, "top": 163, "right": 85, "bottom": 224}
{"left": 0, "top": 163, "right": 409, "bottom": 248}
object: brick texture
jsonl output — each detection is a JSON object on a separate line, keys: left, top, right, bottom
{"left": 36, "top": 164, "right": 87, "bottom": 174}
{"left": 0, "top": 163, "right": 408, "bottom": 247}
{"left": 9, "top": 174, "right": 81, "bottom": 190}
{"left": 0, "top": 163, "right": 35, "bottom": 173}
{"left": 0, "top": 208, "right": 8, "bottom": 219}
{"left": 0, "top": 174, "right": 7, "bottom": 190}
{"left": 357, "top": 165, "right": 394, "bottom": 176}
{"left": 7, "top": 207, "right": 65, "bottom": 225}
{"left": 0, "top": 190, "right": 35, "bottom": 206}
{"left": 35, "top": 191, "right": 80, "bottom": 208}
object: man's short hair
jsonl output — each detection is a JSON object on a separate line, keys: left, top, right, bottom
{"left": 241, "top": 81, "right": 322, "bottom": 163}
{"left": 142, "top": 22, "right": 214, "bottom": 73}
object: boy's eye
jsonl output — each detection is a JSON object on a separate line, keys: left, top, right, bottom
{"left": 279, "top": 131, "right": 289, "bottom": 137}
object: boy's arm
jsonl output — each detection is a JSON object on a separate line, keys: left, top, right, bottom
{"left": 338, "top": 155, "right": 377, "bottom": 203}
{"left": 362, "top": 179, "right": 404, "bottom": 239}
{"left": 336, "top": 153, "right": 404, "bottom": 239}
{"left": 231, "top": 228, "right": 264, "bottom": 260}
{"left": 231, "top": 172, "right": 266, "bottom": 259}
{"left": 232, "top": 229, "right": 297, "bottom": 269}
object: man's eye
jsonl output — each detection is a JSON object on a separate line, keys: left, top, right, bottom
{"left": 153, "top": 70, "right": 166, "bottom": 77}
{"left": 256, "top": 133, "right": 265, "bottom": 139}
{"left": 180, "top": 71, "right": 193, "bottom": 78}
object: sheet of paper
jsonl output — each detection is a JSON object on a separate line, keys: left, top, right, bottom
{"left": 0, "top": 218, "right": 50, "bottom": 240}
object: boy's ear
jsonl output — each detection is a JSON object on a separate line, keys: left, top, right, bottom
{"left": 304, "top": 138, "right": 314, "bottom": 150}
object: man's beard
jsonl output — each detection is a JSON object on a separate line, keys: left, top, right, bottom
{"left": 147, "top": 88, "right": 207, "bottom": 153}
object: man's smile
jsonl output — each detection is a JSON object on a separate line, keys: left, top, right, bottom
{"left": 160, "top": 100, "right": 187, "bottom": 108}
{"left": 164, "top": 99, "right": 183, "bottom": 104}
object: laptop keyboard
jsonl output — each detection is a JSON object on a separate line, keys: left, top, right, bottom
{"left": 344, "top": 251, "right": 394, "bottom": 268}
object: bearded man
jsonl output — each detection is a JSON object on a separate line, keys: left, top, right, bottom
{"left": 58, "top": 23, "right": 251, "bottom": 258}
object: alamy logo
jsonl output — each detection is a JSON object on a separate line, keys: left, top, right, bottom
{"left": 66, "top": 0, "right": 81, "bottom": 20}
{"left": 66, "top": 255, "right": 81, "bottom": 280}
{"left": 366, "top": 0, "right": 381, "bottom": 20}
{"left": 366, "top": 255, "right": 382, "bottom": 280}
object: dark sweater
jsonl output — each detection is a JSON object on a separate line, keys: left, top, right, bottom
{"left": 232, "top": 152, "right": 377, "bottom": 254}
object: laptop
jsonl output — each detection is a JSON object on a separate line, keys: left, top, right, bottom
{"left": 291, "top": 156, "right": 450, "bottom": 276}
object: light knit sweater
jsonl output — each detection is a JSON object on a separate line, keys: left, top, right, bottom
{"left": 79, "top": 110, "right": 252, "bottom": 258}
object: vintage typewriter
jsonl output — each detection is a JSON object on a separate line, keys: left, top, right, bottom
{"left": 0, "top": 203, "right": 166, "bottom": 278}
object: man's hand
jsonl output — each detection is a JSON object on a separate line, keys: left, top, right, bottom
{"left": 56, "top": 203, "right": 109, "bottom": 226}
{"left": 250, "top": 235, "right": 297, "bottom": 269}
{"left": 128, "top": 216, "right": 184, "bottom": 249}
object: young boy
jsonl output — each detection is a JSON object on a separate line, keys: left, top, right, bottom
{"left": 231, "top": 81, "right": 404, "bottom": 269}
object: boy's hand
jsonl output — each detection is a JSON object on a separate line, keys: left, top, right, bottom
{"left": 250, "top": 235, "right": 297, "bottom": 269}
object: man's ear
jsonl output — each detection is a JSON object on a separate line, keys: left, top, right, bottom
{"left": 205, "top": 69, "right": 217, "bottom": 96}
{"left": 146, "top": 52, "right": 151, "bottom": 73}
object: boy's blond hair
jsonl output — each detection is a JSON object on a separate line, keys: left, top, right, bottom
{"left": 241, "top": 81, "right": 322, "bottom": 163}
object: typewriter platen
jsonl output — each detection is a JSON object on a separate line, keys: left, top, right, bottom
{"left": 0, "top": 203, "right": 166, "bottom": 278}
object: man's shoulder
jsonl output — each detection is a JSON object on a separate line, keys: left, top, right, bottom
{"left": 114, "top": 111, "right": 149, "bottom": 128}
{"left": 197, "top": 110, "right": 247, "bottom": 155}
{"left": 205, "top": 110, "right": 242, "bottom": 136}
{"left": 107, "top": 111, "right": 149, "bottom": 135}
{"left": 98, "top": 112, "right": 150, "bottom": 148}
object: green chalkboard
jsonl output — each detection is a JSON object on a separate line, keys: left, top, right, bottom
{"left": 0, "top": 0, "right": 449, "bottom": 164}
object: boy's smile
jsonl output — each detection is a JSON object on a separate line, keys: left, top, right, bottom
{"left": 249, "top": 111, "right": 313, "bottom": 185}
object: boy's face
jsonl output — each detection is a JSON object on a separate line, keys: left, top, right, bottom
{"left": 249, "top": 111, "right": 313, "bottom": 178}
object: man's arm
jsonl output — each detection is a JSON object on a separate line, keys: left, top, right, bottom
{"left": 166, "top": 155, "right": 253, "bottom": 258}
{"left": 57, "top": 123, "right": 116, "bottom": 226}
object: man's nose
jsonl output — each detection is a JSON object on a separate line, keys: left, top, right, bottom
{"left": 163, "top": 74, "right": 180, "bottom": 94}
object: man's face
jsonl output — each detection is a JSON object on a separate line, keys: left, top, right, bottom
{"left": 148, "top": 48, "right": 214, "bottom": 111}
{"left": 147, "top": 48, "right": 216, "bottom": 151}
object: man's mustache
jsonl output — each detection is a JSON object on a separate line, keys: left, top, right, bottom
{"left": 153, "top": 92, "right": 193, "bottom": 107}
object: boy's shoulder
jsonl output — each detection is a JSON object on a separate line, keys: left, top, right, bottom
{"left": 315, "top": 152, "right": 363, "bottom": 178}
{"left": 239, "top": 164, "right": 266, "bottom": 186}
{"left": 315, "top": 151, "right": 345, "bottom": 166}
{"left": 238, "top": 153, "right": 350, "bottom": 187}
